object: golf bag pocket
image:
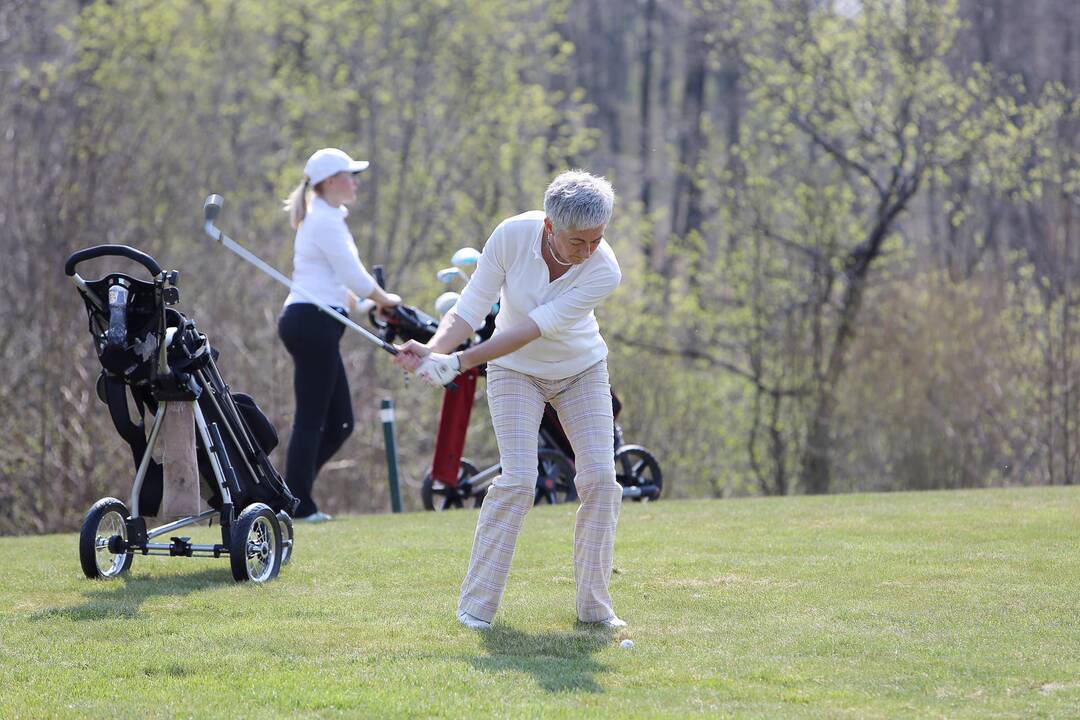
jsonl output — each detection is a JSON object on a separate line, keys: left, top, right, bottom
{"left": 233, "top": 393, "right": 278, "bottom": 453}
{"left": 158, "top": 402, "right": 202, "bottom": 519}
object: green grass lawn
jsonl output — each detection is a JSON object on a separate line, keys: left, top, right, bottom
{"left": 2, "top": 487, "right": 1079, "bottom": 718}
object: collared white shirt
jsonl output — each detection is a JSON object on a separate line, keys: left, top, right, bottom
{"left": 284, "top": 196, "right": 376, "bottom": 309}
{"left": 451, "top": 210, "right": 621, "bottom": 380}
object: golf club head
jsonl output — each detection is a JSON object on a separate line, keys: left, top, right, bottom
{"left": 203, "top": 194, "right": 224, "bottom": 222}
{"left": 450, "top": 247, "right": 480, "bottom": 269}
{"left": 436, "top": 267, "right": 461, "bottom": 285}
{"left": 434, "top": 291, "right": 460, "bottom": 317}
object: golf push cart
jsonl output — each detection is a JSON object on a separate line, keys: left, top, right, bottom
{"left": 66, "top": 244, "right": 297, "bottom": 583}
{"left": 366, "top": 249, "right": 663, "bottom": 511}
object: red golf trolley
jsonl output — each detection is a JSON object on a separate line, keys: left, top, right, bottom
{"left": 370, "top": 262, "right": 662, "bottom": 511}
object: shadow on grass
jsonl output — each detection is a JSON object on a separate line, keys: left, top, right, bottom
{"left": 31, "top": 567, "right": 230, "bottom": 622}
{"left": 469, "top": 624, "right": 614, "bottom": 693}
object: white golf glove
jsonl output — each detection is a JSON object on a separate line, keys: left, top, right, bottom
{"left": 416, "top": 352, "right": 461, "bottom": 387}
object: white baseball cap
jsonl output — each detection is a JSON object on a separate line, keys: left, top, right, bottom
{"left": 303, "top": 148, "right": 370, "bottom": 185}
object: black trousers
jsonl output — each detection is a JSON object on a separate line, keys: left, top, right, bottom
{"left": 278, "top": 303, "right": 354, "bottom": 517}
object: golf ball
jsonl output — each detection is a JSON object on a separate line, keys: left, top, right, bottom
{"left": 619, "top": 639, "right": 634, "bottom": 649}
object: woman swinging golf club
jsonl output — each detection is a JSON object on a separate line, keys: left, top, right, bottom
{"left": 394, "top": 170, "right": 626, "bottom": 629}
{"left": 279, "top": 148, "right": 401, "bottom": 523}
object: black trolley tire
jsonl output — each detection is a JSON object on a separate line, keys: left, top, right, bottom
{"left": 535, "top": 448, "right": 577, "bottom": 505}
{"left": 277, "top": 511, "right": 294, "bottom": 567}
{"left": 229, "top": 503, "right": 282, "bottom": 583}
{"left": 421, "top": 459, "right": 482, "bottom": 511}
{"left": 614, "top": 444, "right": 663, "bottom": 501}
{"left": 79, "top": 497, "right": 134, "bottom": 579}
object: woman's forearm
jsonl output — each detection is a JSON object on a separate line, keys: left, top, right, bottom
{"left": 426, "top": 312, "right": 476, "bottom": 354}
{"left": 366, "top": 285, "right": 396, "bottom": 306}
{"left": 457, "top": 319, "right": 541, "bottom": 371}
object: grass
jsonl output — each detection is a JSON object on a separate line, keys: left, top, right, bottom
{"left": 2, "top": 486, "right": 1079, "bottom": 718}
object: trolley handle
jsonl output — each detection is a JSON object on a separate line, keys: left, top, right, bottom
{"left": 65, "top": 245, "right": 162, "bottom": 278}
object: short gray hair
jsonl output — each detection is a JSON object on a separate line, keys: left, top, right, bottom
{"left": 543, "top": 170, "right": 615, "bottom": 232}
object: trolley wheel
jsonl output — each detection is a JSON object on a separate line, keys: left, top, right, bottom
{"left": 276, "top": 511, "right": 294, "bottom": 567}
{"left": 230, "top": 503, "right": 281, "bottom": 583}
{"left": 614, "top": 444, "right": 663, "bottom": 501}
{"left": 421, "top": 460, "right": 483, "bottom": 511}
{"left": 535, "top": 448, "right": 577, "bottom": 505}
{"left": 79, "top": 497, "right": 134, "bottom": 579}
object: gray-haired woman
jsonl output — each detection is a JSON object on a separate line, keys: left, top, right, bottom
{"left": 393, "top": 170, "right": 626, "bottom": 630}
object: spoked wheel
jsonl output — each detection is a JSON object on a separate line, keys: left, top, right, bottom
{"left": 230, "top": 504, "right": 281, "bottom": 583}
{"left": 421, "top": 460, "right": 484, "bottom": 511}
{"left": 79, "top": 497, "right": 134, "bottom": 579}
{"left": 535, "top": 448, "right": 577, "bottom": 505}
{"left": 614, "top": 444, "right": 663, "bottom": 501}
{"left": 276, "top": 511, "right": 294, "bottom": 567}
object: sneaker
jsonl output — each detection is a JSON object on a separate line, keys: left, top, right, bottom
{"left": 295, "top": 511, "right": 333, "bottom": 523}
{"left": 587, "top": 616, "right": 627, "bottom": 629}
{"left": 457, "top": 611, "right": 492, "bottom": 630}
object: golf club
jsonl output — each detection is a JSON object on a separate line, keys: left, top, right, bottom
{"left": 436, "top": 267, "right": 470, "bottom": 287}
{"left": 434, "top": 291, "right": 460, "bottom": 317}
{"left": 201, "top": 194, "right": 457, "bottom": 389}
{"left": 450, "top": 247, "right": 481, "bottom": 270}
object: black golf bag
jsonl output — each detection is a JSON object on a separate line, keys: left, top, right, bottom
{"left": 67, "top": 244, "right": 296, "bottom": 583}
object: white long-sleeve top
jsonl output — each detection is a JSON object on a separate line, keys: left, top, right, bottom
{"left": 451, "top": 211, "right": 622, "bottom": 380}
{"left": 283, "top": 196, "right": 376, "bottom": 309}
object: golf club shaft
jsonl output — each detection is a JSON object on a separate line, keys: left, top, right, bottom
{"left": 201, "top": 219, "right": 398, "bottom": 356}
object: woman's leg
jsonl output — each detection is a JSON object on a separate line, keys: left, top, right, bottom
{"left": 548, "top": 360, "right": 622, "bottom": 622}
{"left": 278, "top": 306, "right": 342, "bottom": 517}
{"left": 457, "top": 366, "right": 546, "bottom": 623}
{"left": 314, "top": 353, "right": 354, "bottom": 474}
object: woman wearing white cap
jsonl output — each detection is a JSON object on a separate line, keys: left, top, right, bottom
{"left": 393, "top": 170, "right": 627, "bottom": 630}
{"left": 278, "top": 148, "right": 401, "bottom": 523}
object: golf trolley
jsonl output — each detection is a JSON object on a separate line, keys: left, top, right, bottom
{"left": 66, "top": 245, "right": 297, "bottom": 583}
{"left": 368, "top": 251, "right": 663, "bottom": 511}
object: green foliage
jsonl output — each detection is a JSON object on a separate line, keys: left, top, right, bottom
{"left": 2, "top": 0, "right": 1075, "bottom": 534}
{"left": 638, "top": 0, "right": 1077, "bottom": 494}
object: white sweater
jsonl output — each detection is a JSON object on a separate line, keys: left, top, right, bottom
{"left": 451, "top": 211, "right": 622, "bottom": 380}
{"left": 284, "top": 196, "right": 376, "bottom": 309}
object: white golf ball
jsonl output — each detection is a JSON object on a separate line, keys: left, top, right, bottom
{"left": 619, "top": 639, "right": 634, "bottom": 649}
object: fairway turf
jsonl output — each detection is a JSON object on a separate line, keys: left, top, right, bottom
{"left": 2, "top": 487, "right": 1079, "bottom": 718}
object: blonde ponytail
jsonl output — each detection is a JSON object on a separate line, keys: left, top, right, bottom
{"left": 284, "top": 178, "right": 311, "bottom": 229}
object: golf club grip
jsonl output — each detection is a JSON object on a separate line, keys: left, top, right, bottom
{"left": 385, "top": 343, "right": 458, "bottom": 390}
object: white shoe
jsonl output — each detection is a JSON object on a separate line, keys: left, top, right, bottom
{"left": 457, "top": 611, "right": 492, "bottom": 630}
{"left": 587, "top": 616, "right": 627, "bottom": 629}
{"left": 295, "top": 511, "right": 332, "bottom": 523}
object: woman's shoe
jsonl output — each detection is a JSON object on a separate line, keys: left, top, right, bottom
{"left": 295, "top": 511, "right": 333, "bottom": 523}
{"left": 457, "top": 611, "right": 492, "bottom": 630}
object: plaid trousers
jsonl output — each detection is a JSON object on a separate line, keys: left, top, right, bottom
{"left": 457, "top": 360, "right": 622, "bottom": 623}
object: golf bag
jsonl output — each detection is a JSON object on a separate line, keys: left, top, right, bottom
{"left": 67, "top": 244, "right": 296, "bottom": 582}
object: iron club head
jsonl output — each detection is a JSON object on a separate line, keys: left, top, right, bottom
{"left": 203, "top": 194, "right": 224, "bottom": 223}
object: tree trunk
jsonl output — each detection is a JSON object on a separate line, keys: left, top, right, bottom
{"left": 800, "top": 177, "right": 921, "bottom": 493}
{"left": 639, "top": 0, "right": 655, "bottom": 219}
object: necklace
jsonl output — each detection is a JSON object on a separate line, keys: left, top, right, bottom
{"left": 546, "top": 232, "right": 573, "bottom": 267}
